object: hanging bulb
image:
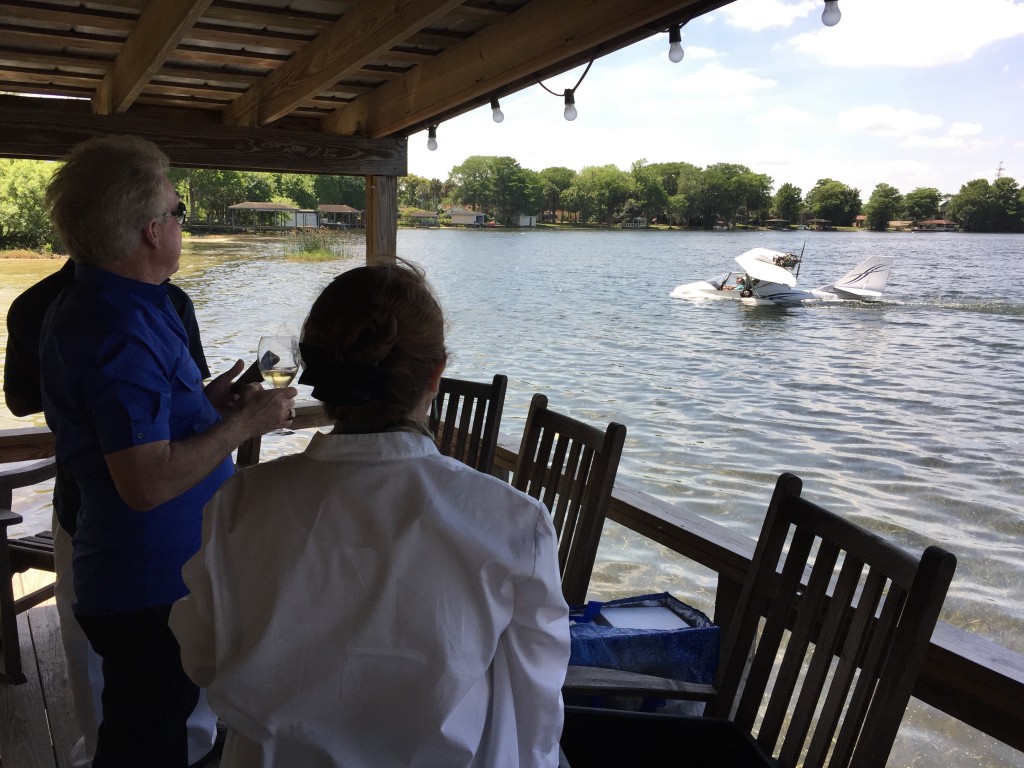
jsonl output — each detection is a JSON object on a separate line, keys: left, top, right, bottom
{"left": 668, "top": 24, "right": 684, "bottom": 63}
{"left": 821, "top": 0, "right": 841, "bottom": 27}
{"left": 490, "top": 97, "right": 504, "bottom": 123}
{"left": 426, "top": 125, "right": 438, "bottom": 151}
{"left": 563, "top": 89, "right": 577, "bottom": 122}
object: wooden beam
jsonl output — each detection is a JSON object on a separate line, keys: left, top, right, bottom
{"left": 0, "top": 102, "right": 406, "bottom": 176}
{"left": 93, "top": 0, "right": 213, "bottom": 115}
{"left": 223, "top": 0, "right": 465, "bottom": 128}
{"left": 325, "top": 0, "right": 725, "bottom": 137}
{"left": 365, "top": 175, "right": 398, "bottom": 264}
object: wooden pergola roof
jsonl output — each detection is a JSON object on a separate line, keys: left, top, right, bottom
{"left": 0, "top": 0, "right": 733, "bottom": 176}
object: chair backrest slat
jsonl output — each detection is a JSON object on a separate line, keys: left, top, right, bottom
{"left": 512, "top": 394, "right": 626, "bottom": 606}
{"left": 428, "top": 374, "right": 507, "bottom": 474}
{"left": 713, "top": 472, "right": 956, "bottom": 768}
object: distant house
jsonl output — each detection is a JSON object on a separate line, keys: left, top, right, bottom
{"left": 318, "top": 203, "right": 362, "bottom": 228}
{"left": 293, "top": 209, "right": 318, "bottom": 227}
{"left": 448, "top": 206, "right": 486, "bottom": 227}
{"left": 888, "top": 220, "right": 913, "bottom": 231}
{"left": 409, "top": 211, "right": 439, "bottom": 227}
{"left": 853, "top": 215, "right": 866, "bottom": 229}
{"left": 620, "top": 216, "right": 648, "bottom": 229}
{"left": 228, "top": 201, "right": 301, "bottom": 229}
{"left": 914, "top": 219, "right": 957, "bottom": 232}
{"left": 517, "top": 214, "right": 538, "bottom": 227}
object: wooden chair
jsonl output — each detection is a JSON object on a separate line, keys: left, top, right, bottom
{"left": 0, "top": 455, "right": 58, "bottom": 685}
{"left": 428, "top": 374, "right": 507, "bottom": 474}
{"left": 562, "top": 471, "right": 957, "bottom": 768}
{"left": 512, "top": 394, "right": 626, "bottom": 606}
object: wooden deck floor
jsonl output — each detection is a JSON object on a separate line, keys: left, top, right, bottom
{"left": 1, "top": 571, "right": 79, "bottom": 768}
{"left": 0, "top": 571, "right": 221, "bottom": 768}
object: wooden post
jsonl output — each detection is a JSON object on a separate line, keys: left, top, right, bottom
{"left": 365, "top": 175, "right": 397, "bottom": 265}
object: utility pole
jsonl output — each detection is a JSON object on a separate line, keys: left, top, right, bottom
{"left": 995, "top": 161, "right": 1005, "bottom": 180}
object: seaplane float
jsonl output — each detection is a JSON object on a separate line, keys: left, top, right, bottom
{"left": 670, "top": 248, "right": 895, "bottom": 306}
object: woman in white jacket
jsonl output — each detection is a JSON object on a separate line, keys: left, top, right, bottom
{"left": 170, "top": 261, "right": 570, "bottom": 768}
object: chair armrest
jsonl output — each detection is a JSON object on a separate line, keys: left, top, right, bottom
{"left": 563, "top": 664, "right": 718, "bottom": 702}
{"left": 0, "top": 509, "right": 24, "bottom": 529}
{"left": 0, "top": 457, "right": 58, "bottom": 489}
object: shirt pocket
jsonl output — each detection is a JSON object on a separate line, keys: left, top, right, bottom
{"left": 169, "top": 362, "right": 216, "bottom": 437}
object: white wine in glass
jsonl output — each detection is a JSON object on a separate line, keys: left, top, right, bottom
{"left": 257, "top": 335, "right": 300, "bottom": 434}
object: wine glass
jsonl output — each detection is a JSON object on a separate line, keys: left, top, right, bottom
{"left": 257, "top": 335, "right": 300, "bottom": 435}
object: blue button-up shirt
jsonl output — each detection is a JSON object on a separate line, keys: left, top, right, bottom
{"left": 40, "top": 263, "right": 233, "bottom": 615}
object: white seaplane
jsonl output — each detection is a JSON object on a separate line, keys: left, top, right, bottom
{"left": 670, "top": 247, "right": 895, "bottom": 306}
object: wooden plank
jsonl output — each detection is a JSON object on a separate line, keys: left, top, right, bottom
{"left": 0, "top": 102, "right": 407, "bottom": 176}
{"left": 366, "top": 175, "right": 398, "bottom": 263}
{"left": 0, "top": 613, "right": 55, "bottom": 768}
{"left": 28, "top": 607, "right": 78, "bottom": 768}
{"left": 93, "top": 0, "right": 215, "bottom": 115}
{"left": 223, "top": 0, "right": 465, "bottom": 127}
{"left": 326, "top": 0, "right": 731, "bottom": 137}
{"left": 0, "top": 428, "right": 55, "bottom": 464}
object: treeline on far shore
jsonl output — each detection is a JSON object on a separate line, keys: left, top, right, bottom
{"left": 2, "top": 156, "right": 1022, "bottom": 254}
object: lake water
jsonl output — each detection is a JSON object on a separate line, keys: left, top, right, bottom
{"left": 2, "top": 228, "right": 1022, "bottom": 766}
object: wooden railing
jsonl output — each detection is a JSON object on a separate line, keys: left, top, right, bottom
{"left": 3, "top": 412, "right": 1023, "bottom": 754}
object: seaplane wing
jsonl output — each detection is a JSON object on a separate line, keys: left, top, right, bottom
{"left": 735, "top": 251, "right": 797, "bottom": 287}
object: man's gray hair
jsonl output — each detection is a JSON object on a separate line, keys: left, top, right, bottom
{"left": 46, "top": 135, "right": 171, "bottom": 266}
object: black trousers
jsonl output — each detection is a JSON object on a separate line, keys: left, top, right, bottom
{"left": 77, "top": 604, "right": 199, "bottom": 768}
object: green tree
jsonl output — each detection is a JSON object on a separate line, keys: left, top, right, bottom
{"left": 699, "top": 163, "right": 750, "bottom": 227}
{"left": 733, "top": 171, "right": 773, "bottom": 225}
{"left": 0, "top": 159, "right": 58, "bottom": 250}
{"left": 903, "top": 187, "right": 942, "bottom": 223}
{"left": 805, "top": 178, "right": 861, "bottom": 226}
{"left": 771, "top": 183, "right": 802, "bottom": 223}
{"left": 672, "top": 163, "right": 704, "bottom": 226}
{"left": 275, "top": 173, "right": 317, "bottom": 209}
{"left": 563, "top": 165, "right": 633, "bottom": 226}
{"left": 538, "top": 166, "right": 576, "bottom": 222}
{"left": 991, "top": 176, "right": 1023, "bottom": 232}
{"left": 945, "top": 179, "right": 999, "bottom": 232}
{"left": 399, "top": 174, "right": 430, "bottom": 208}
{"left": 314, "top": 174, "right": 364, "bottom": 208}
{"left": 448, "top": 156, "right": 494, "bottom": 212}
{"left": 864, "top": 183, "right": 904, "bottom": 231}
{"left": 628, "top": 159, "right": 669, "bottom": 223}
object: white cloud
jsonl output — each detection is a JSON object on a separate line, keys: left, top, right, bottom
{"left": 788, "top": 0, "right": 1024, "bottom": 67}
{"left": 747, "top": 104, "right": 820, "bottom": 129}
{"left": 949, "top": 122, "right": 983, "bottom": 136}
{"left": 667, "top": 62, "right": 777, "bottom": 97}
{"left": 837, "top": 104, "right": 943, "bottom": 137}
{"left": 902, "top": 135, "right": 968, "bottom": 149}
{"left": 683, "top": 46, "right": 720, "bottom": 60}
{"left": 721, "top": 0, "right": 817, "bottom": 31}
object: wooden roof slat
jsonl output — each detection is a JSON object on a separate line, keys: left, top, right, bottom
{"left": 93, "top": 0, "right": 214, "bottom": 115}
{"left": 222, "top": 0, "right": 465, "bottom": 127}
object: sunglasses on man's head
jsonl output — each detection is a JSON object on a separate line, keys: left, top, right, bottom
{"left": 163, "top": 201, "right": 187, "bottom": 226}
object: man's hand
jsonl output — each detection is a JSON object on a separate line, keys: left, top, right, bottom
{"left": 205, "top": 359, "right": 245, "bottom": 413}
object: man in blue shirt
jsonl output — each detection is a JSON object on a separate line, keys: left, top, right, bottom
{"left": 39, "top": 135, "right": 297, "bottom": 768}
{"left": 4, "top": 258, "right": 224, "bottom": 767}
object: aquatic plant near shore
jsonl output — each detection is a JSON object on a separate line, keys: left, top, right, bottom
{"left": 284, "top": 228, "right": 353, "bottom": 261}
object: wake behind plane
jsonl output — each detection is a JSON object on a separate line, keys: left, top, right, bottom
{"left": 670, "top": 247, "right": 895, "bottom": 306}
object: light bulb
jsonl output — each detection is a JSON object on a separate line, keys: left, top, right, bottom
{"left": 426, "top": 125, "right": 438, "bottom": 151}
{"left": 563, "top": 89, "right": 577, "bottom": 122}
{"left": 490, "top": 97, "right": 504, "bottom": 123}
{"left": 821, "top": 0, "right": 841, "bottom": 27}
{"left": 668, "top": 24, "right": 684, "bottom": 63}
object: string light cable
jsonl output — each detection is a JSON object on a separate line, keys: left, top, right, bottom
{"left": 536, "top": 54, "right": 595, "bottom": 122}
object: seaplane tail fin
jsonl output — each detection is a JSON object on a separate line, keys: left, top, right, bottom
{"left": 824, "top": 255, "right": 895, "bottom": 299}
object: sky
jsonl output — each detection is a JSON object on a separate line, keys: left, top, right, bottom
{"left": 406, "top": 0, "right": 1024, "bottom": 198}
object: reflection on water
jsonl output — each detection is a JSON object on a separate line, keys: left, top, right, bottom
{"left": 2, "top": 229, "right": 1023, "bottom": 766}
